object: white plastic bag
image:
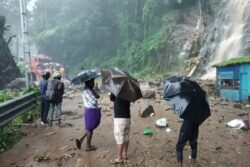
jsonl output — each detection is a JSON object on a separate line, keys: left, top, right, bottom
{"left": 155, "top": 118, "right": 168, "bottom": 127}
{"left": 226, "top": 119, "right": 245, "bottom": 129}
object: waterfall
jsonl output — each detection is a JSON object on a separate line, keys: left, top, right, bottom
{"left": 178, "top": 0, "right": 203, "bottom": 59}
{"left": 213, "top": 0, "right": 249, "bottom": 63}
{"left": 202, "top": 0, "right": 250, "bottom": 80}
{"left": 196, "top": 0, "right": 202, "bottom": 31}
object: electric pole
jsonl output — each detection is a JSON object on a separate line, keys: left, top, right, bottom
{"left": 19, "top": 0, "right": 33, "bottom": 88}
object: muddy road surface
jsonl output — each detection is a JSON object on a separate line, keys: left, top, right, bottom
{"left": 0, "top": 89, "right": 249, "bottom": 167}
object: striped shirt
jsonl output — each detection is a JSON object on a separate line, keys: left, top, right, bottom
{"left": 82, "top": 87, "right": 98, "bottom": 108}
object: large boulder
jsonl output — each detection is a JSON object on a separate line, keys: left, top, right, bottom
{"left": 0, "top": 16, "right": 22, "bottom": 89}
{"left": 6, "top": 78, "right": 26, "bottom": 90}
{"left": 140, "top": 82, "right": 156, "bottom": 99}
{"left": 140, "top": 103, "right": 155, "bottom": 117}
{"left": 141, "top": 89, "right": 155, "bottom": 99}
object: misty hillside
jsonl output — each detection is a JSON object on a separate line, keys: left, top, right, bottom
{"left": 1, "top": 0, "right": 250, "bottom": 79}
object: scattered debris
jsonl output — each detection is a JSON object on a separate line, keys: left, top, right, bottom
{"left": 233, "top": 103, "right": 242, "bottom": 109}
{"left": 59, "top": 145, "right": 69, "bottom": 150}
{"left": 150, "top": 113, "right": 155, "bottom": 117}
{"left": 140, "top": 86, "right": 156, "bottom": 99}
{"left": 166, "top": 128, "right": 171, "bottom": 133}
{"left": 245, "top": 104, "right": 250, "bottom": 109}
{"left": 143, "top": 128, "right": 153, "bottom": 136}
{"left": 140, "top": 104, "right": 154, "bottom": 117}
{"left": 46, "top": 131, "right": 56, "bottom": 136}
{"left": 238, "top": 110, "right": 249, "bottom": 116}
{"left": 106, "top": 112, "right": 112, "bottom": 116}
{"left": 215, "top": 146, "right": 223, "bottom": 151}
{"left": 60, "top": 123, "right": 74, "bottom": 128}
{"left": 58, "top": 153, "right": 75, "bottom": 167}
{"left": 148, "top": 81, "right": 161, "bottom": 87}
{"left": 33, "top": 154, "right": 51, "bottom": 162}
{"left": 155, "top": 118, "right": 168, "bottom": 127}
{"left": 218, "top": 116, "right": 224, "bottom": 123}
{"left": 226, "top": 119, "right": 250, "bottom": 130}
{"left": 62, "top": 111, "right": 77, "bottom": 116}
{"left": 75, "top": 157, "right": 84, "bottom": 167}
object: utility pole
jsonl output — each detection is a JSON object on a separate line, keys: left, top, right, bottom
{"left": 16, "top": 28, "right": 19, "bottom": 63}
{"left": 19, "top": 0, "right": 33, "bottom": 88}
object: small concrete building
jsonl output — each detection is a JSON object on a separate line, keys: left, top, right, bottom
{"left": 214, "top": 56, "right": 250, "bottom": 102}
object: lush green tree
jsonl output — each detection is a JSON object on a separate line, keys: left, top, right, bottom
{"left": 31, "top": 0, "right": 198, "bottom": 77}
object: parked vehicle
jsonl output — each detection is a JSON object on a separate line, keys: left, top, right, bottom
{"left": 30, "top": 54, "right": 64, "bottom": 80}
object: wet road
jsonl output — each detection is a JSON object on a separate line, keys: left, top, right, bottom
{"left": 0, "top": 91, "right": 249, "bottom": 167}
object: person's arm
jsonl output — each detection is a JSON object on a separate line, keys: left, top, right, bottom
{"left": 93, "top": 89, "right": 100, "bottom": 99}
{"left": 61, "top": 82, "right": 65, "bottom": 95}
{"left": 110, "top": 93, "right": 115, "bottom": 102}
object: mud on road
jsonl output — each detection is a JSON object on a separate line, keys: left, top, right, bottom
{"left": 0, "top": 89, "right": 249, "bottom": 167}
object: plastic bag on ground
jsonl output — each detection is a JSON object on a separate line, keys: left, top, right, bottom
{"left": 226, "top": 119, "right": 249, "bottom": 129}
{"left": 143, "top": 128, "right": 153, "bottom": 135}
{"left": 155, "top": 118, "right": 168, "bottom": 127}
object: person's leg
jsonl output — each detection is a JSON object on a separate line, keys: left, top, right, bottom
{"left": 76, "top": 131, "right": 88, "bottom": 149}
{"left": 49, "top": 103, "right": 55, "bottom": 126}
{"left": 54, "top": 103, "right": 60, "bottom": 125}
{"left": 43, "top": 101, "right": 50, "bottom": 123}
{"left": 176, "top": 119, "right": 192, "bottom": 167}
{"left": 110, "top": 118, "right": 124, "bottom": 164}
{"left": 122, "top": 118, "right": 131, "bottom": 160}
{"left": 80, "top": 132, "right": 87, "bottom": 143}
{"left": 40, "top": 100, "right": 45, "bottom": 123}
{"left": 86, "top": 130, "right": 92, "bottom": 148}
{"left": 85, "top": 130, "right": 97, "bottom": 151}
{"left": 117, "top": 144, "right": 124, "bottom": 159}
{"left": 57, "top": 102, "right": 62, "bottom": 124}
{"left": 123, "top": 142, "right": 129, "bottom": 159}
{"left": 189, "top": 123, "right": 199, "bottom": 167}
{"left": 110, "top": 144, "right": 123, "bottom": 164}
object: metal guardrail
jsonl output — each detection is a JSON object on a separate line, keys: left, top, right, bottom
{"left": 0, "top": 92, "right": 37, "bottom": 127}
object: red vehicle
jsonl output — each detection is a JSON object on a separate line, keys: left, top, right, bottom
{"left": 30, "top": 54, "right": 64, "bottom": 80}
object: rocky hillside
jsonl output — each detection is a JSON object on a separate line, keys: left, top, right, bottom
{"left": 0, "top": 16, "right": 21, "bottom": 89}
{"left": 183, "top": 0, "right": 250, "bottom": 77}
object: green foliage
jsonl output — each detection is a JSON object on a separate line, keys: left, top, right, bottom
{"left": 0, "top": 89, "right": 14, "bottom": 103}
{"left": 0, "top": 87, "right": 39, "bottom": 103}
{"left": 0, "top": 87, "right": 40, "bottom": 152}
{"left": 20, "top": 86, "right": 40, "bottom": 96}
{"left": 31, "top": 0, "right": 199, "bottom": 78}
{"left": 12, "top": 103, "right": 40, "bottom": 125}
{"left": 17, "top": 64, "right": 27, "bottom": 75}
{"left": 213, "top": 55, "right": 250, "bottom": 67}
{"left": 0, "top": 126, "right": 23, "bottom": 151}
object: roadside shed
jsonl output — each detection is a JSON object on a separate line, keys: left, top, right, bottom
{"left": 213, "top": 56, "right": 250, "bottom": 102}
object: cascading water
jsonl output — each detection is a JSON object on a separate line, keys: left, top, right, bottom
{"left": 202, "top": 0, "right": 250, "bottom": 80}
{"left": 178, "top": 0, "right": 203, "bottom": 59}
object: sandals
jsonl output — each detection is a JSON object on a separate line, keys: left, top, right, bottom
{"left": 110, "top": 157, "right": 123, "bottom": 164}
{"left": 85, "top": 145, "right": 97, "bottom": 151}
{"left": 122, "top": 153, "right": 128, "bottom": 160}
{"left": 75, "top": 139, "right": 82, "bottom": 149}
